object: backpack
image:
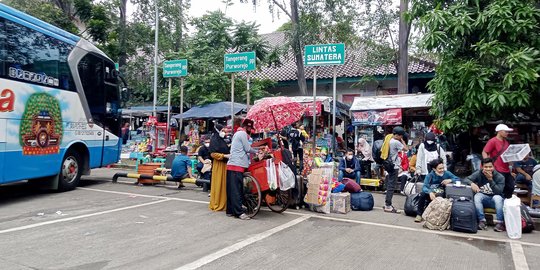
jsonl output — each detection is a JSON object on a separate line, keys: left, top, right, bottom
{"left": 422, "top": 197, "right": 453, "bottom": 231}
{"left": 372, "top": 139, "right": 384, "bottom": 164}
{"left": 520, "top": 203, "right": 535, "bottom": 233}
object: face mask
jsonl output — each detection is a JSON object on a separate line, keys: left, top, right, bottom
{"left": 321, "top": 155, "right": 327, "bottom": 160}
{"left": 204, "top": 143, "right": 210, "bottom": 147}
{"left": 435, "top": 170, "right": 444, "bottom": 177}
{"left": 426, "top": 140, "right": 434, "bottom": 145}
{"left": 347, "top": 155, "right": 353, "bottom": 160}
{"left": 219, "top": 131, "right": 225, "bottom": 138}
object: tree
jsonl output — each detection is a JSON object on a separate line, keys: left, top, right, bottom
{"left": 240, "top": 0, "right": 361, "bottom": 95}
{"left": 412, "top": 0, "right": 540, "bottom": 132}
{"left": 158, "top": 11, "right": 275, "bottom": 107}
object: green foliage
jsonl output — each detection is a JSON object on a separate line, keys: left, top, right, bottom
{"left": 156, "top": 11, "right": 275, "bottom": 107}
{"left": 3, "top": 0, "right": 78, "bottom": 34}
{"left": 412, "top": 0, "right": 540, "bottom": 132}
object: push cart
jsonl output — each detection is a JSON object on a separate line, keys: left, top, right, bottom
{"left": 242, "top": 138, "right": 291, "bottom": 218}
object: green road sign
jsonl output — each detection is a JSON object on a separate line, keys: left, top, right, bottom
{"left": 163, "top": 59, "right": 188, "bottom": 77}
{"left": 224, "top": 52, "right": 256, "bottom": 72}
{"left": 304, "top": 43, "right": 345, "bottom": 66}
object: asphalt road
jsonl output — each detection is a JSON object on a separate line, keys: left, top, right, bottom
{"left": 0, "top": 168, "right": 538, "bottom": 270}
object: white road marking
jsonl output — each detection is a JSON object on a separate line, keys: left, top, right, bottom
{"left": 0, "top": 199, "right": 168, "bottom": 235}
{"left": 79, "top": 187, "right": 208, "bottom": 204}
{"left": 175, "top": 215, "right": 310, "bottom": 270}
{"left": 511, "top": 241, "right": 529, "bottom": 270}
{"left": 80, "top": 187, "right": 540, "bottom": 248}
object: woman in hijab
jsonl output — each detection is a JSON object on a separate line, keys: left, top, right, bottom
{"left": 356, "top": 137, "right": 374, "bottom": 178}
{"left": 208, "top": 124, "right": 231, "bottom": 211}
{"left": 415, "top": 132, "right": 447, "bottom": 181}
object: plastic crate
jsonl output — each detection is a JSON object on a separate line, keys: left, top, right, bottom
{"left": 501, "top": 144, "right": 531, "bottom": 163}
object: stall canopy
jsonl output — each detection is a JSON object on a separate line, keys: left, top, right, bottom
{"left": 122, "top": 106, "right": 175, "bottom": 117}
{"left": 172, "top": 101, "right": 247, "bottom": 120}
{"left": 350, "top": 93, "right": 434, "bottom": 126}
{"left": 287, "top": 96, "right": 350, "bottom": 118}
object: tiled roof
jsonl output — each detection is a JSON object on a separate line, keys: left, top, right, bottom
{"left": 253, "top": 32, "right": 436, "bottom": 82}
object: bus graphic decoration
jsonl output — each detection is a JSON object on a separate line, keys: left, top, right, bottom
{"left": 19, "top": 93, "right": 63, "bottom": 155}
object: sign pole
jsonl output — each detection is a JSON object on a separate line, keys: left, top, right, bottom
{"left": 179, "top": 77, "right": 184, "bottom": 139}
{"left": 231, "top": 73, "right": 235, "bottom": 129}
{"left": 166, "top": 78, "right": 172, "bottom": 146}
{"left": 332, "top": 65, "right": 337, "bottom": 156}
{"left": 246, "top": 72, "right": 251, "bottom": 110}
{"left": 312, "top": 66, "right": 317, "bottom": 160}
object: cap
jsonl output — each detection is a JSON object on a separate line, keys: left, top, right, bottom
{"left": 425, "top": 132, "right": 436, "bottom": 141}
{"left": 392, "top": 126, "right": 406, "bottom": 136}
{"left": 495, "top": 124, "right": 513, "bottom": 132}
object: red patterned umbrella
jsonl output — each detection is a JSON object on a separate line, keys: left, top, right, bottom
{"left": 246, "top": 97, "right": 306, "bottom": 132}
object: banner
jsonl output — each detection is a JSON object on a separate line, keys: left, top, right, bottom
{"left": 352, "top": 108, "right": 402, "bottom": 126}
{"left": 303, "top": 101, "right": 323, "bottom": 116}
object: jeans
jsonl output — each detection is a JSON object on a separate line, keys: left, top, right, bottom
{"left": 474, "top": 193, "right": 504, "bottom": 223}
{"left": 515, "top": 174, "right": 533, "bottom": 190}
{"left": 471, "top": 154, "right": 482, "bottom": 172}
{"left": 385, "top": 167, "right": 398, "bottom": 207}
{"left": 416, "top": 192, "right": 431, "bottom": 216}
{"left": 338, "top": 170, "right": 361, "bottom": 184}
{"left": 501, "top": 172, "right": 515, "bottom": 199}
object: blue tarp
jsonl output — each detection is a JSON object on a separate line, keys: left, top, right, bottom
{"left": 172, "top": 102, "right": 247, "bottom": 119}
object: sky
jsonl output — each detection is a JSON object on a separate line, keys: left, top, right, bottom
{"left": 128, "top": 0, "right": 289, "bottom": 34}
{"left": 188, "top": 1, "right": 289, "bottom": 34}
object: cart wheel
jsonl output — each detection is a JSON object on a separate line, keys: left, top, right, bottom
{"left": 267, "top": 189, "right": 291, "bottom": 213}
{"left": 242, "top": 175, "right": 261, "bottom": 218}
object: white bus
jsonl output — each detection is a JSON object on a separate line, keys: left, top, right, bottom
{"left": 0, "top": 3, "right": 126, "bottom": 190}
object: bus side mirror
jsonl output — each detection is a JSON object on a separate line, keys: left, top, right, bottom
{"left": 121, "top": 87, "right": 130, "bottom": 102}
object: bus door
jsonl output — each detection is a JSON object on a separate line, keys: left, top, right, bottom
{"left": 78, "top": 54, "right": 120, "bottom": 167}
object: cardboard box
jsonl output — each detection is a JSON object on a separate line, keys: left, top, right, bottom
{"left": 330, "top": 192, "right": 351, "bottom": 214}
{"left": 304, "top": 193, "right": 319, "bottom": 205}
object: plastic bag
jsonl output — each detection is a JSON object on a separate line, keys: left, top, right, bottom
{"left": 266, "top": 159, "right": 278, "bottom": 191}
{"left": 278, "top": 161, "right": 295, "bottom": 191}
{"left": 504, "top": 195, "right": 522, "bottom": 239}
{"left": 403, "top": 175, "right": 419, "bottom": 195}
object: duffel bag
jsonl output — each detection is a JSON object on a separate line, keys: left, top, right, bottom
{"left": 404, "top": 193, "right": 421, "bottom": 217}
{"left": 351, "top": 192, "right": 374, "bottom": 211}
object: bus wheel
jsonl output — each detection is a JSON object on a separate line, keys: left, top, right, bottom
{"left": 58, "top": 149, "right": 82, "bottom": 191}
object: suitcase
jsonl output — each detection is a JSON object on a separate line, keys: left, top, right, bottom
{"left": 520, "top": 204, "right": 535, "bottom": 233}
{"left": 445, "top": 184, "right": 473, "bottom": 200}
{"left": 351, "top": 192, "right": 374, "bottom": 211}
{"left": 450, "top": 197, "right": 478, "bottom": 233}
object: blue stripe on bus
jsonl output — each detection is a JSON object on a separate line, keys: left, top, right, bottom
{"left": 0, "top": 4, "right": 80, "bottom": 45}
{"left": 1, "top": 145, "right": 107, "bottom": 184}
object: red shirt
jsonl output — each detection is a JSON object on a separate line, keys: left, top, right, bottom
{"left": 483, "top": 137, "right": 510, "bottom": 173}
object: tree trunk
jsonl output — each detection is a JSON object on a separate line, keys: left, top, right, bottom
{"left": 398, "top": 0, "right": 409, "bottom": 94}
{"left": 175, "top": 0, "right": 183, "bottom": 52}
{"left": 119, "top": 0, "right": 128, "bottom": 70}
{"left": 290, "top": 0, "right": 308, "bottom": 95}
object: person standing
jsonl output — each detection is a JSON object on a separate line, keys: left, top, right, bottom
{"left": 416, "top": 132, "right": 447, "bottom": 181}
{"left": 384, "top": 126, "right": 408, "bottom": 214}
{"left": 482, "top": 124, "right": 513, "bottom": 198}
{"left": 226, "top": 119, "right": 258, "bottom": 220}
{"left": 208, "top": 124, "right": 230, "bottom": 211}
{"left": 288, "top": 123, "right": 305, "bottom": 172}
{"left": 121, "top": 123, "right": 130, "bottom": 145}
